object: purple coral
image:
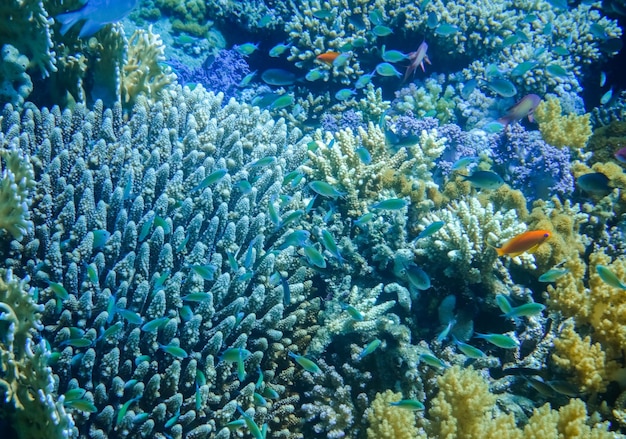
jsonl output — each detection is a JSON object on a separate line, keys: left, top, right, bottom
{"left": 168, "top": 49, "right": 250, "bottom": 101}
{"left": 489, "top": 124, "right": 573, "bottom": 201}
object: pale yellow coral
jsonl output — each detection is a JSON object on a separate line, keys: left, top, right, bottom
{"left": 424, "top": 366, "right": 613, "bottom": 438}
{"left": 121, "top": 26, "right": 176, "bottom": 105}
{"left": 552, "top": 321, "right": 618, "bottom": 394}
{"left": 366, "top": 390, "right": 421, "bottom": 439}
{"left": 533, "top": 97, "right": 592, "bottom": 149}
{"left": 548, "top": 251, "right": 626, "bottom": 397}
{"left": 0, "top": 147, "right": 35, "bottom": 240}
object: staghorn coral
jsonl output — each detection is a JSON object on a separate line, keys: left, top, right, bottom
{"left": 533, "top": 97, "right": 592, "bottom": 150}
{"left": 0, "top": 270, "right": 75, "bottom": 439}
{"left": 1, "top": 84, "right": 315, "bottom": 438}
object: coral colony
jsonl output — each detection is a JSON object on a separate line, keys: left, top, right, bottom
{"left": 2, "top": 0, "right": 626, "bottom": 438}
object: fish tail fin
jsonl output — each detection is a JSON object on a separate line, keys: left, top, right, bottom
{"left": 485, "top": 239, "right": 504, "bottom": 256}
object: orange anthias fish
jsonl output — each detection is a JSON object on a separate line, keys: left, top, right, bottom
{"left": 492, "top": 230, "right": 551, "bottom": 257}
{"left": 316, "top": 51, "right": 340, "bottom": 64}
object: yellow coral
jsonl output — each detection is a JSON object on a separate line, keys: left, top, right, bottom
{"left": 548, "top": 251, "right": 626, "bottom": 399}
{"left": 533, "top": 97, "right": 592, "bottom": 149}
{"left": 552, "top": 322, "right": 618, "bottom": 394}
{"left": 424, "top": 366, "right": 613, "bottom": 438}
{"left": 366, "top": 390, "right": 421, "bottom": 439}
{"left": 121, "top": 27, "right": 176, "bottom": 106}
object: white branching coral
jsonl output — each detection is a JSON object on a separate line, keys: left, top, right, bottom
{"left": 413, "top": 197, "right": 534, "bottom": 286}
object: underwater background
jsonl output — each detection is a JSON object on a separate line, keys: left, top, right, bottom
{"left": 2, "top": 0, "right": 626, "bottom": 438}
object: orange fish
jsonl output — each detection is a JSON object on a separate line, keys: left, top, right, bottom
{"left": 316, "top": 51, "right": 340, "bottom": 64}
{"left": 492, "top": 230, "right": 551, "bottom": 257}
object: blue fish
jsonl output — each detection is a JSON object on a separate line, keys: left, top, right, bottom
{"left": 57, "top": 0, "right": 140, "bottom": 38}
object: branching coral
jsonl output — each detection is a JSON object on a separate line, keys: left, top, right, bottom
{"left": 423, "top": 366, "right": 614, "bottom": 438}
{"left": 122, "top": 27, "right": 176, "bottom": 106}
{"left": 533, "top": 97, "right": 592, "bottom": 150}
{"left": 366, "top": 390, "right": 421, "bottom": 439}
{"left": 547, "top": 251, "right": 626, "bottom": 398}
{"left": 413, "top": 196, "right": 533, "bottom": 288}
{"left": 302, "top": 122, "right": 445, "bottom": 217}
{"left": 0, "top": 270, "right": 75, "bottom": 439}
{"left": 0, "top": 144, "right": 35, "bottom": 241}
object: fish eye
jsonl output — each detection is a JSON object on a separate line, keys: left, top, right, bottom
{"left": 543, "top": 233, "right": 550, "bottom": 238}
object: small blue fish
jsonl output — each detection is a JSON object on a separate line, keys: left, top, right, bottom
{"left": 596, "top": 265, "right": 626, "bottom": 290}
{"left": 474, "top": 333, "right": 519, "bottom": 349}
{"left": 461, "top": 171, "right": 504, "bottom": 190}
{"left": 309, "top": 181, "right": 345, "bottom": 198}
{"left": 375, "top": 62, "right": 402, "bottom": 77}
{"left": 355, "top": 147, "right": 372, "bottom": 164}
{"left": 453, "top": 338, "right": 486, "bottom": 359}
{"left": 335, "top": 88, "right": 356, "bottom": 101}
{"left": 320, "top": 229, "right": 344, "bottom": 264}
{"left": 415, "top": 221, "right": 445, "bottom": 241}
{"left": 405, "top": 264, "right": 431, "bottom": 290}
{"left": 303, "top": 244, "right": 327, "bottom": 268}
{"left": 504, "top": 303, "right": 545, "bottom": 318}
{"left": 191, "top": 169, "right": 228, "bottom": 192}
{"left": 235, "top": 42, "right": 260, "bottom": 56}
{"left": 451, "top": 156, "right": 478, "bottom": 171}
{"left": 538, "top": 268, "right": 569, "bottom": 282}
{"left": 288, "top": 351, "right": 321, "bottom": 374}
{"left": 341, "top": 303, "right": 364, "bottom": 321}
{"left": 190, "top": 264, "right": 217, "bottom": 281}
{"left": 358, "top": 339, "right": 381, "bottom": 359}
{"left": 419, "top": 353, "right": 447, "bottom": 369}
{"left": 354, "top": 213, "right": 375, "bottom": 227}
{"left": 269, "top": 42, "right": 291, "bottom": 57}
{"left": 158, "top": 342, "right": 189, "bottom": 359}
{"left": 372, "top": 25, "right": 393, "bottom": 37}
{"left": 389, "top": 399, "right": 425, "bottom": 410}
{"left": 371, "top": 198, "right": 407, "bottom": 210}
{"left": 116, "top": 308, "right": 143, "bottom": 325}
{"left": 248, "top": 156, "right": 277, "bottom": 169}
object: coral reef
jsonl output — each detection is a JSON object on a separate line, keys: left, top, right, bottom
{"left": 366, "top": 390, "right": 421, "bottom": 439}
{"left": 533, "top": 97, "right": 592, "bottom": 150}
{"left": 413, "top": 196, "right": 533, "bottom": 288}
{"left": 0, "top": 270, "right": 75, "bottom": 439}
{"left": 0, "top": 144, "right": 35, "bottom": 240}
{"left": 1, "top": 85, "right": 315, "bottom": 437}
{"left": 422, "top": 366, "right": 614, "bottom": 438}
